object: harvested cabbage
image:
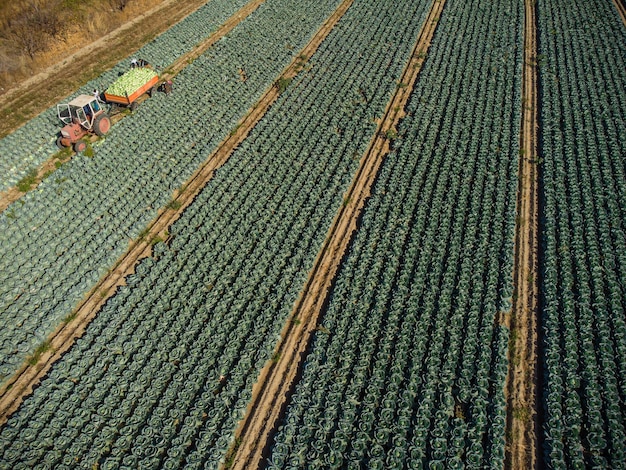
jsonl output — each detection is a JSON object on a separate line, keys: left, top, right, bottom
{"left": 106, "top": 68, "right": 157, "bottom": 96}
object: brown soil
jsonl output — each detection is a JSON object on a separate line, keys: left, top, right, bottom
{"left": 504, "top": 0, "right": 540, "bottom": 468}
{"left": 0, "top": 0, "right": 266, "bottom": 215}
{"left": 223, "top": 1, "right": 447, "bottom": 469}
{"left": 613, "top": 0, "right": 626, "bottom": 24}
{"left": 0, "top": 0, "right": 351, "bottom": 429}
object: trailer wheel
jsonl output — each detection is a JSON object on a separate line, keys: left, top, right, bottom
{"left": 130, "top": 102, "right": 139, "bottom": 112}
{"left": 149, "top": 86, "right": 157, "bottom": 97}
{"left": 94, "top": 114, "right": 111, "bottom": 136}
{"left": 56, "top": 136, "right": 66, "bottom": 149}
{"left": 73, "top": 141, "right": 87, "bottom": 153}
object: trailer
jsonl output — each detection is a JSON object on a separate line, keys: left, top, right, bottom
{"left": 103, "top": 67, "right": 160, "bottom": 112}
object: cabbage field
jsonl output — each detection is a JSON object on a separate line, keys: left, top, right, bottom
{"left": 0, "top": 0, "right": 625, "bottom": 467}
{"left": 0, "top": 0, "right": 344, "bottom": 383}
{"left": 0, "top": 0, "right": 434, "bottom": 466}
{"left": 537, "top": 0, "right": 626, "bottom": 467}
{"left": 268, "top": 0, "right": 523, "bottom": 466}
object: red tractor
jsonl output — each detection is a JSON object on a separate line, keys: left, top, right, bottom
{"left": 56, "top": 95, "right": 111, "bottom": 152}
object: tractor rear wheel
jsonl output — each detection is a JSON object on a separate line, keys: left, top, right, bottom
{"left": 73, "top": 141, "right": 87, "bottom": 153}
{"left": 94, "top": 114, "right": 111, "bottom": 136}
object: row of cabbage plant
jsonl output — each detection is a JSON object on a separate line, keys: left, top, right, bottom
{"left": 537, "top": 0, "right": 626, "bottom": 468}
{"left": 0, "top": 0, "right": 435, "bottom": 466}
{"left": 0, "top": 0, "right": 344, "bottom": 383}
{"left": 0, "top": 0, "right": 253, "bottom": 192}
{"left": 267, "top": 0, "right": 524, "bottom": 468}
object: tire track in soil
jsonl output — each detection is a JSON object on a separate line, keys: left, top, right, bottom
{"left": 0, "top": 0, "right": 358, "bottom": 429}
{"left": 222, "top": 1, "right": 447, "bottom": 468}
{"left": 0, "top": 0, "right": 267, "bottom": 215}
{"left": 505, "top": 0, "right": 539, "bottom": 467}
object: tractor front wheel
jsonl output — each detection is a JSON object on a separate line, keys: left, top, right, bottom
{"left": 56, "top": 136, "right": 66, "bottom": 149}
{"left": 94, "top": 114, "right": 111, "bottom": 136}
{"left": 73, "top": 141, "right": 87, "bottom": 153}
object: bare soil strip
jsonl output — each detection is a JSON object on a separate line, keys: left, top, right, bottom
{"left": 505, "top": 0, "right": 539, "bottom": 468}
{"left": 223, "top": 1, "right": 447, "bottom": 468}
{"left": 0, "top": 0, "right": 359, "bottom": 429}
{"left": 0, "top": 0, "right": 267, "bottom": 215}
{"left": 613, "top": 0, "right": 626, "bottom": 25}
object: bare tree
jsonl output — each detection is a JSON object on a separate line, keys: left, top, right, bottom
{"left": 1, "top": 16, "right": 47, "bottom": 59}
{"left": 32, "top": 0, "right": 63, "bottom": 38}
{"left": 0, "top": 0, "right": 63, "bottom": 59}
{"left": 109, "top": 0, "right": 131, "bottom": 11}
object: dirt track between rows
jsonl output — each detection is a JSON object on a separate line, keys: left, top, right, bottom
{"left": 505, "top": 0, "right": 540, "bottom": 467}
{"left": 224, "top": 0, "right": 447, "bottom": 468}
{"left": 0, "top": 0, "right": 267, "bottom": 215}
{"left": 0, "top": 0, "right": 361, "bottom": 430}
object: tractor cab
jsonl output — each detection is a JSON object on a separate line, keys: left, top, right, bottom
{"left": 56, "top": 95, "right": 111, "bottom": 152}
{"left": 57, "top": 95, "right": 102, "bottom": 131}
